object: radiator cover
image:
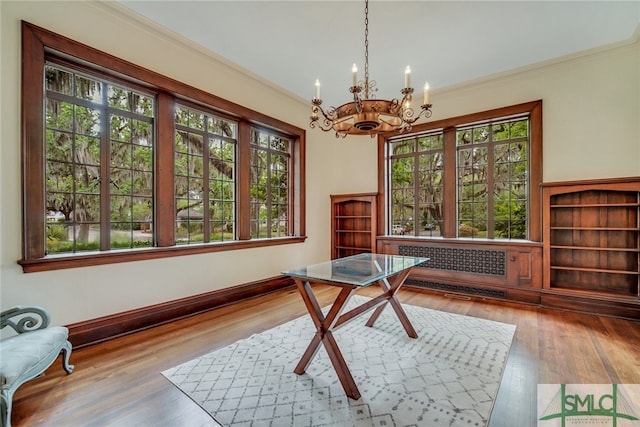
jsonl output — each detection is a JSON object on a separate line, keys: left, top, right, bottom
{"left": 399, "top": 245, "right": 507, "bottom": 276}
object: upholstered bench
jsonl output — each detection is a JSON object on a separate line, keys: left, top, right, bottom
{"left": 0, "top": 306, "right": 73, "bottom": 427}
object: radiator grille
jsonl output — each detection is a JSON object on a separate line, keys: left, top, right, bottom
{"left": 405, "top": 279, "right": 507, "bottom": 299}
{"left": 399, "top": 245, "right": 506, "bottom": 276}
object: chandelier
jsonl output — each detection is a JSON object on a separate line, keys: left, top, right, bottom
{"left": 310, "top": 0, "right": 432, "bottom": 138}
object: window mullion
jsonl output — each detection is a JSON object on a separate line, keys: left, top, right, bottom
{"left": 487, "top": 139, "right": 495, "bottom": 239}
{"left": 155, "top": 92, "right": 175, "bottom": 247}
{"left": 266, "top": 148, "right": 272, "bottom": 238}
{"left": 237, "top": 122, "right": 251, "bottom": 240}
{"left": 202, "top": 122, "right": 211, "bottom": 243}
{"left": 413, "top": 152, "right": 420, "bottom": 237}
{"left": 100, "top": 89, "right": 111, "bottom": 251}
{"left": 442, "top": 128, "right": 457, "bottom": 238}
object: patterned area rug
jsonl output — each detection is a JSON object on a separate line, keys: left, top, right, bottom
{"left": 162, "top": 296, "right": 516, "bottom": 427}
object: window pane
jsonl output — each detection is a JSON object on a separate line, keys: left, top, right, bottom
{"left": 457, "top": 129, "right": 472, "bottom": 146}
{"left": 46, "top": 161, "right": 73, "bottom": 192}
{"left": 390, "top": 138, "right": 414, "bottom": 155}
{"left": 46, "top": 99, "right": 73, "bottom": 132}
{"left": 492, "top": 122, "right": 510, "bottom": 141}
{"left": 75, "top": 75, "right": 102, "bottom": 103}
{"left": 473, "top": 126, "right": 490, "bottom": 144}
{"left": 75, "top": 105, "right": 100, "bottom": 137}
{"left": 510, "top": 120, "right": 528, "bottom": 138}
{"left": 108, "top": 85, "right": 131, "bottom": 111}
{"left": 418, "top": 134, "right": 443, "bottom": 151}
{"left": 45, "top": 66, "right": 73, "bottom": 95}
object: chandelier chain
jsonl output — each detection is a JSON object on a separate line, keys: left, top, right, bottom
{"left": 364, "top": 0, "right": 369, "bottom": 96}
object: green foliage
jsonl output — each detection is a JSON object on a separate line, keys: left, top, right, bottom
{"left": 45, "top": 64, "right": 155, "bottom": 252}
{"left": 248, "top": 130, "right": 291, "bottom": 238}
{"left": 389, "top": 118, "right": 530, "bottom": 239}
{"left": 46, "top": 224, "right": 67, "bottom": 241}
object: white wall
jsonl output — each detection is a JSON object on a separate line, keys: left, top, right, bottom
{"left": 430, "top": 37, "right": 640, "bottom": 182}
{"left": 1, "top": 1, "right": 638, "bottom": 327}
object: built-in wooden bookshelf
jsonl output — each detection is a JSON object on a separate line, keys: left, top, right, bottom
{"left": 543, "top": 178, "right": 640, "bottom": 310}
{"left": 331, "top": 193, "right": 378, "bottom": 259}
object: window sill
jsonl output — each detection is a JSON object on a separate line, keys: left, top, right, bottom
{"left": 378, "top": 235, "right": 542, "bottom": 247}
{"left": 18, "top": 236, "right": 307, "bottom": 273}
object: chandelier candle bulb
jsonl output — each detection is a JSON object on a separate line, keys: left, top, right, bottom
{"left": 352, "top": 64, "right": 358, "bottom": 86}
{"left": 423, "top": 82, "right": 430, "bottom": 105}
{"left": 315, "top": 79, "right": 320, "bottom": 100}
{"left": 405, "top": 66, "right": 411, "bottom": 88}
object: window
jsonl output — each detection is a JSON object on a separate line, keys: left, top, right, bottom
{"left": 383, "top": 101, "right": 542, "bottom": 241}
{"left": 250, "top": 128, "right": 291, "bottom": 239}
{"left": 20, "top": 22, "right": 305, "bottom": 272}
{"left": 174, "top": 104, "right": 237, "bottom": 244}
{"left": 456, "top": 119, "right": 529, "bottom": 239}
{"left": 389, "top": 132, "right": 444, "bottom": 237}
{"left": 45, "top": 64, "right": 155, "bottom": 254}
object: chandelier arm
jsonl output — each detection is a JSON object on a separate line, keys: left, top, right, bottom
{"left": 310, "top": 102, "right": 338, "bottom": 132}
{"left": 401, "top": 104, "right": 434, "bottom": 125}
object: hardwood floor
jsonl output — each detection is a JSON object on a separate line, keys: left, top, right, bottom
{"left": 11, "top": 285, "right": 640, "bottom": 427}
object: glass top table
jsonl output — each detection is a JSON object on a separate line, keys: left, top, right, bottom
{"left": 282, "top": 253, "right": 429, "bottom": 400}
{"left": 282, "top": 253, "right": 429, "bottom": 287}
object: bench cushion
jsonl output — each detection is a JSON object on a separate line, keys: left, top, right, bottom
{"left": 0, "top": 326, "right": 69, "bottom": 387}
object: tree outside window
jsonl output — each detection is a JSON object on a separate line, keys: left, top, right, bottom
{"left": 388, "top": 132, "right": 444, "bottom": 237}
{"left": 250, "top": 128, "right": 291, "bottom": 239}
{"left": 174, "top": 104, "right": 237, "bottom": 244}
{"left": 45, "top": 64, "right": 154, "bottom": 254}
{"left": 456, "top": 119, "right": 529, "bottom": 239}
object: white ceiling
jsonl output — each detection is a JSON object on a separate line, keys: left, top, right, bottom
{"left": 119, "top": 1, "right": 640, "bottom": 105}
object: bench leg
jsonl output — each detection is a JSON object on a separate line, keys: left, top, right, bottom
{"left": 61, "top": 340, "right": 74, "bottom": 374}
{"left": 1, "top": 388, "right": 13, "bottom": 427}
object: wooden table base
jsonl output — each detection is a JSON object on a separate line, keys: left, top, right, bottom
{"left": 293, "top": 268, "right": 417, "bottom": 400}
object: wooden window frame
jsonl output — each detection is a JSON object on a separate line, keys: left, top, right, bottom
{"left": 377, "top": 100, "right": 542, "bottom": 242}
{"left": 19, "top": 21, "right": 306, "bottom": 273}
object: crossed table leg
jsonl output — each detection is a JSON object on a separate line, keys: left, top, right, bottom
{"left": 293, "top": 268, "right": 417, "bottom": 400}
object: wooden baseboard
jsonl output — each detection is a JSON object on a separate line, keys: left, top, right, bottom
{"left": 67, "top": 275, "right": 295, "bottom": 348}
{"left": 541, "top": 290, "right": 640, "bottom": 321}
{"left": 406, "top": 277, "right": 640, "bottom": 321}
